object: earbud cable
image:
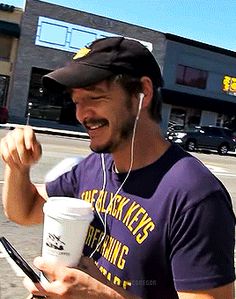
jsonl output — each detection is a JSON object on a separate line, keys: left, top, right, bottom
{"left": 90, "top": 95, "right": 143, "bottom": 258}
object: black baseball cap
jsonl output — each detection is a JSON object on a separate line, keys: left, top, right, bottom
{"left": 42, "top": 36, "right": 163, "bottom": 91}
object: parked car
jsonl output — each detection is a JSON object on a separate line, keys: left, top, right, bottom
{"left": 0, "top": 106, "right": 9, "bottom": 124}
{"left": 167, "top": 123, "right": 184, "bottom": 134}
{"left": 168, "top": 125, "right": 236, "bottom": 155}
{"left": 166, "top": 124, "right": 184, "bottom": 138}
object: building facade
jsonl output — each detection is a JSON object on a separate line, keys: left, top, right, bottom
{"left": 5, "top": 0, "right": 236, "bottom": 132}
{"left": 163, "top": 34, "right": 236, "bottom": 131}
{"left": 0, "top": 3, "right": 22, "bottom": 122}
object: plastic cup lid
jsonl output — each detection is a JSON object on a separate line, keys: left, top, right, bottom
{"left": 43, "top": 197, "right": 94, "bottom": 220}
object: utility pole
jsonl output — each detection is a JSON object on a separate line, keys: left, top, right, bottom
{"left": 26, "top": 102, "right": 32, "bottom": 125}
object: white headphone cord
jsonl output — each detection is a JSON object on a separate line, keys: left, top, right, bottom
{"left": 89, "top": 94, "right": 143, "bottom": 258}
{"left": 94, "top": 153, "right": 106, "bottom": 228}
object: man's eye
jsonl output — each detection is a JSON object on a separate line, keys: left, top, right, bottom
{"left": 91, "top": 96, "right": 103, "bottom": 100}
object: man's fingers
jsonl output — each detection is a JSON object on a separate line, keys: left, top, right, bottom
{"left": 33, "top": 257, "right": 62, "bottom": 280}
{"left": 15, "top": 128, "right": 33, "bottom": 164}
{"left": 24, "top": 126, "right": 37, "bottom": 150}
{"left": 0, "top": 137, "right": 18, "bottom": 167}
{"left": 0, "top": 126, "right": 42, "bottom": 167}
{"left": 24, "top": 126, "right": 42, "bottom": 162}
{"left": 4, "top": 131, "right": 23, "bottom": 165}
{"left": 23, "top": 275, "right": 71, "bottom": 298}
{"left": 33, "top": 257, "right": 79, "bottom": 286}
{"left": 30, "top": 257, "right": 76, "bottom": 297}
{"left": 33, "top": 256, "right": 74, "bottom": 280}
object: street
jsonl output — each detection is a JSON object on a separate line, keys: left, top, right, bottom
{"left": 0, "top": 128, "right": 235, "bottom": 299}
{"left": 0, "top": 129, "right": 92, "bottom": 299}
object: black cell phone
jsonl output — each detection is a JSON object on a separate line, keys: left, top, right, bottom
{"left": 0, "top": 236, "right": 41, "bottom": 283}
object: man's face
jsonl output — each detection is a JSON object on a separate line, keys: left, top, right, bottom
{"left": 71, "top": 80, "right": 138, "bottom": 153}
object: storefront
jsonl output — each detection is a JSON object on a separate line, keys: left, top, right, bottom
{"left": 5, "top": 0, "right": 236, "bottom": 133}
{"left": 27, "top": 67, "right": 78, "bottom": 125}
{"left": 0, "top": 4, "right": 22, "bottom": 123}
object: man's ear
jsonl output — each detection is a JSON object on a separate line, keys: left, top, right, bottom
{"left": 140, "top": 76, "right": 153, "bottom": 108}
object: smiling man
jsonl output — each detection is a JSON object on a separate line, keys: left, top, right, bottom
{"left": 0, "top": 37, "right": 235, "bottom": 299}
{"left": 70, "top": 81, "right": 138, "bottom": 154}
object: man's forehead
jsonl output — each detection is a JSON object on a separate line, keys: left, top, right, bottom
{"left": 69, "top": 79, "right": 116, "bottom": 96}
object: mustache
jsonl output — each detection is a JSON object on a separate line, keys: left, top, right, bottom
{"left": 83, "top": 118, "right": 108, "bottom": 128}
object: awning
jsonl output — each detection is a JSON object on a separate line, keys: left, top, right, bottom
{"left": 162, "top": 88, "right": 236, "bottom": 115}
{"left": 0, "top": 20, "right": 20, "bottom": 38}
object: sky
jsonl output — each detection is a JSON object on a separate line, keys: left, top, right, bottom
{"left": 1, "top": 0, "right": 236, "bottom": 52}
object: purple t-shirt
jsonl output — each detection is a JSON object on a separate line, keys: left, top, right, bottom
{"left": 46, "top": 144, "right": 235, "bottom": 299}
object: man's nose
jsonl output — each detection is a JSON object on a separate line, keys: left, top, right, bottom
{"left": 75, "top": 104, "right": 95, "bottom": 123}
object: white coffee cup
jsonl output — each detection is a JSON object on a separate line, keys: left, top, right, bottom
{"left": 42, "top": 197, "right": 94, "bottom": 267}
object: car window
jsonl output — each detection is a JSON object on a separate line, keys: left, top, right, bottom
{"left": 174, "top": 125, "right": 184, "bottom": 130}
{"left": 223, "top": 129, "right": 233, "bottom": 137}
{"left": 201, "top": 127, "right": 233, "bottom": 137}
{"left": 213, "top": 128, "right": 221, "bottom": 135}
{"left": 204, "top": 127, "right": 216, "bottom": 135}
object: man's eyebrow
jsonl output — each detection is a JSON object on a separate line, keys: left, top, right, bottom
{"left": 67, "top": 85, "right": 106, "bottom": 95}
{"left": 83, "top": 85, "right": 106, "bottom": 93}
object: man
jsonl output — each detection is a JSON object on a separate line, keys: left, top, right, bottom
{"left": 0, "top": 37, "right": 235, "bottom": 299}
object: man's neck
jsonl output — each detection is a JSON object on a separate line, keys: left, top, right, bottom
{"left": 112, "top": 124, "right": 171, "bottom": 173}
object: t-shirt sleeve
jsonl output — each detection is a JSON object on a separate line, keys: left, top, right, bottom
{"left": 170, "top": 190, "right": 235, "bottom": 290}
{"left": 46, "top": 165, "right": 79, "bottom": 198}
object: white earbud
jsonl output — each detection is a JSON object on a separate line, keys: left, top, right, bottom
{"left": 135, "top": 93, "right": 144, "bottom": 121}
{"left": 138, "top": 93, "right": 144, "bottom": 112}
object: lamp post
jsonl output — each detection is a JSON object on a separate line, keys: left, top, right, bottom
{"left": 26, "top": 102, "right": 32, "bottom": 125}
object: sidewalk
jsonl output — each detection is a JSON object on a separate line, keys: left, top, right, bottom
{"left": 0, "top": 122, "right": 89, "bottom": 139}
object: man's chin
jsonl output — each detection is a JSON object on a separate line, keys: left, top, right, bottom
{"left": 90, "top": 142, "right": 113, "bottom": 154}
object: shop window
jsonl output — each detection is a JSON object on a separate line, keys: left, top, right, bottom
{"left": 169, "top": 108, "right": 186, "bottom": 126}
{"left": 0, "top": 34, "right": 12, "bottom": 61}
{"left": 176, "top": 65, "right": 208, "bottom": 89}
{"left": 169, "top": 107, "right": 201, "bottom": 129}
{"left": 27, "top": 67, "right": 78, "bottom": 125}
{"left": 0, "top": 75, "right": 9, "bottom": 106}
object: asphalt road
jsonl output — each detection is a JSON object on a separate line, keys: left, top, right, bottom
{"left": 0, "top": 128, "right": 235, "bottom": 299}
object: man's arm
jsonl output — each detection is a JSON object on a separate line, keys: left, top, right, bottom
{"left": 177, "top": 282, "right": 234, "bottom": 299}
{"left": 0, "top": 126, "right": 47, "bottom": 225}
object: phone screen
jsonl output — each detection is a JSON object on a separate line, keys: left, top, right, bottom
{"left": 0, "top": 236, "right": 41, "bottom": 283}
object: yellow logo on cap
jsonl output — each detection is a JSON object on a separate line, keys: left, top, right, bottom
{"left": 73, "top": 47, "right": 91, "bottom": 60}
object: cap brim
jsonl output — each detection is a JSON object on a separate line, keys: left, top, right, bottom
{"left": 42, "top": 62, "right": 114, "bottom": 92}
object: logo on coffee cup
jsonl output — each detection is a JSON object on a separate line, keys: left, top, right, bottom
{"left": 46, "top": 233, "right": 65, "bottom": 251}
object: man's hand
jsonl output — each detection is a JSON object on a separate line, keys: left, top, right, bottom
{"left": 0, "top": 126, "right": 42, "bottom": 170}
{"left": 24, "top": 256, "right": 140, "bottom": 299}
{"left": 0, "top": 126, "right": 45, "bottom": 225}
